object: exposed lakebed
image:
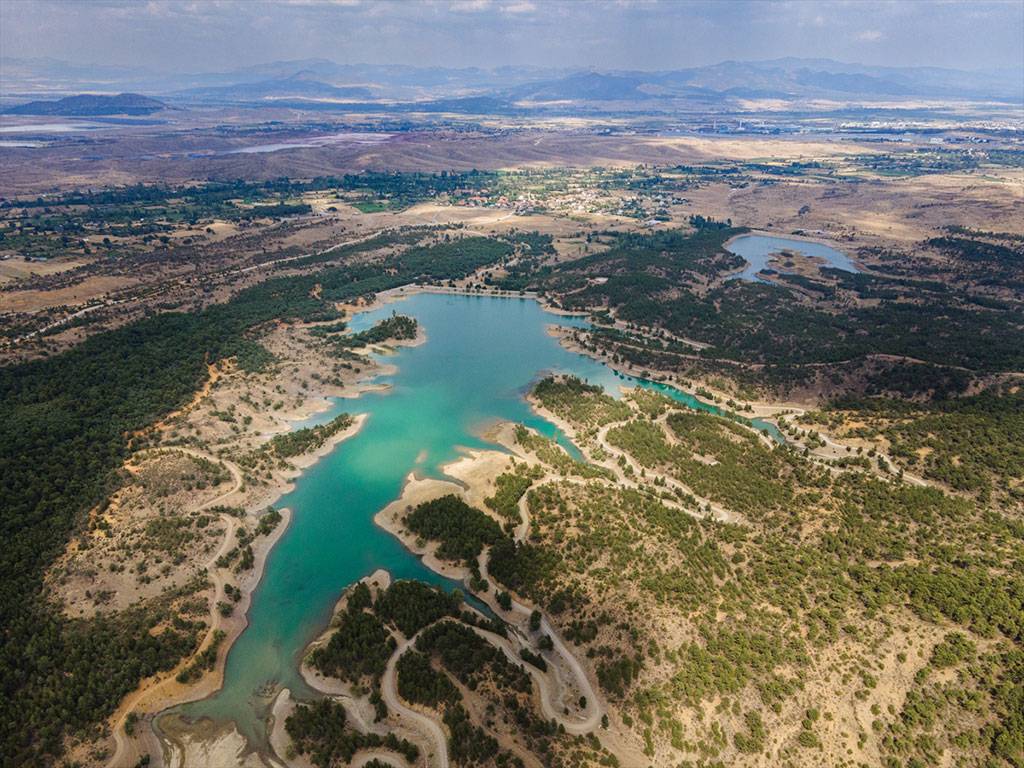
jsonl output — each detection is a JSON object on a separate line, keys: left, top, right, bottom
{"left": 179, "top": 292, "right": 780, "bottom": 747}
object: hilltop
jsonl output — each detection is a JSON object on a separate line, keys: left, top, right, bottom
{"left": 5, "top": 92, "right": 167, "bottom": 116}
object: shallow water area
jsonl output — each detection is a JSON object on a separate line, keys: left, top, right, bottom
{"left": 178, "top": 292, "right": 780, "bottom": 748}
{"left": 0, "top": 121, "right": 105, "bottom": 133}
{"left": 725, "top": 233, "right": 859, "bottom": 283}
{"left": 225, "top": 132, "right": 392, "bottom": 154}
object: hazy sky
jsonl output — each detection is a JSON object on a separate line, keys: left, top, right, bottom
{"left": 1, "top": 0, "right": 1022, "bottom": 73}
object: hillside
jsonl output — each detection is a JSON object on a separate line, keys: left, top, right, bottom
{"left": 507, "top": 59, "right": 1023, "bottom": 104}
{"left": 5, "top": 92, "right": 167, "bottom": 116}
{"left": 174, "top": 73, "right": 375, "bottom": 103}
{"left": 3, "top": 56, "right": 1019, "bottom": 106}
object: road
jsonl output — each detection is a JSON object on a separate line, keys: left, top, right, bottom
{"left": 475, "top": 553, "right": 603, "bottom": 735}
{"left": 380, "top": 635, "right": 450, "bottom": 768}
{"left": 16, "top": 229, "right": 388, "bottom": 344}
{"left": 106, "top": 448, "right": 244, "bottom": 768}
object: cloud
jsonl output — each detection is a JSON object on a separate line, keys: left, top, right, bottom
{"left": 280, "top": 0, "right": 362, "bottom": 5}
{"left": 1, "top": 0, "right": 1021, "bottom": 73}
{"left": 449, "top": 0, "right": 491, "bottom": 11}
{"left": 500, "top": 0, "right": 536, "bottom": 14}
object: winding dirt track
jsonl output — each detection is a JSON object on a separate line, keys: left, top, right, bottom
{"left": 469, "top": 619, "right": 602, "bottom": 735}
{"left": 372, "top": 514, "right": 606, "bottom": 768}
{"left": 592, "top": 416, "right": 737, "bottom": 522}
{"left": 480, "top": 455, "right": 605, "bottom": 733}
{"left": 380, "top": 635, "right": 451, "bottom": 768}
{"left": 475, "top": 555, "right": 603, "bottom": 734}
{"left": 107, "top": 449, "right": 244, "bottom": 768}
{"left": 376, "top": 614, "right": 602, "bottom": 768}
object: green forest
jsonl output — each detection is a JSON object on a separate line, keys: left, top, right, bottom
{"left": 516, "top": 378, "right": 1023, "bottom": 767}
{"left": 507, "top": 227, "right": 1024, "bottom": 397}
{"left": 405, "top": 494, "right": 505, "bottom": 565}
{"left": 285, "top": 698, "right": 419, "bottom": 768}
{"left": 268, "top": 412, "right": 354, "bottom": 458}
{"left": 0, "top": 235, "right": 512, "bottom": 765}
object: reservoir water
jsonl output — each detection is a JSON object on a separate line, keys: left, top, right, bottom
{"left": 0, "top": 121, "right": 104, "bottom": 133}
{"left": 225, "top": 132, "right": 392, "bottom": 155}
{"left": 725, "top": 233, "right": 859, "bottom": 283}
{"left": 181, "top": 292, "right": 779, "bottom": 743}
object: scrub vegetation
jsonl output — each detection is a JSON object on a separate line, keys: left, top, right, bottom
{"left": 285, "top": 698, "right": 420, "bottom": 768}
{"left": 510, "top": 226, "right": 1024, "bottom": 399}
{"left": 495, "top": 377, "right": 1024, "bottom": 767}
{"left": 0, "top": 234, "right": 517, "bottom": 765}
{"left": 3, "top": 158, "right": 1022, "bottom": 768}
{"left": 485, "top": 466, "right": 542, "bottom": 522}
{"left": 805, "top": 386, "right": 1024, "bottom": 505}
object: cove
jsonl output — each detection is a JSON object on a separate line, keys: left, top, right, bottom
{"left": 725, "top": 233, "right": 859, "bottom": 283}
{"left": 180, "top": 291, "right": 780, "bottom": 746}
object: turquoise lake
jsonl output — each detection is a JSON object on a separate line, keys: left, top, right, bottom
{"left": 181, "top": 292, "right": 779, "bottom": 744}
{"left": 725, "top": 233, "right": 859, "bottom": 283}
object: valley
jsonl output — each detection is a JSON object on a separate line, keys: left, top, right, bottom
{"left": 1, "top": 13, "right": 1022, "bottom": 768}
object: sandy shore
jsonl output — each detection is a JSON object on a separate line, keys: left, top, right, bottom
{"left": 107, "top": 411, "right": 371, "bottom": 768}
{"left": 160, "top": 718, "right": 269, "bottom": 768}
{"left": 374, "top": 472, "right": 481, "bottom": 583}
{"left": 548, "top": 323, "right": 806, "bottom": 418}
{"left": 267, "top": 690, "right": 312, "bottom": 768}
{"left": 373, "top": 422, "right": 526, "bottom": 573}
{"left": 340, "top": 281, "right": 590, "bottom": 319}
{"left": 109, "top": 301, "right": 439, "bottom": 765}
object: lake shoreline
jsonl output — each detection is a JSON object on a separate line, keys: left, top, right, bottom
{"left": 147, "top": 289, "right": 769, "bottom": 765}
{"left": 724, "top": 227, "right": 851, "bottom": 251}
{"left": 546, "top": 323, "right": 800, "bottom": 431}
{"left": 129, "top": 299, "right": 440, "bottom": 764}
{"left": 108, "top": 312, "right": 421, "bottom": 766}
{"left": 110, "top": 411, "right": 372, "bottom": 768}
{"left": 341, "top": 281, "right": 591, "bottom": 319}
{"left": 724, "top": 229, "right": 861, "bottom": 283}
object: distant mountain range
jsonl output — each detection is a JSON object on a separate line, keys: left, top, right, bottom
{"left": 0, "top": 57, "right": 561, "bottom": 99}
{"left": 508, "top": 72, "right": 660, "bottom": 101}
{"left": 1, "top": 56, "right": 1020, "bottom": 112}
{"left": 508, "top": 59, "right": 1023, "bottom": 103}
{"left": 4, "top": 92, "right": 167, "bottom": 116}
{"left": 175, "top": 72, "right": 374, "bottom": 102}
